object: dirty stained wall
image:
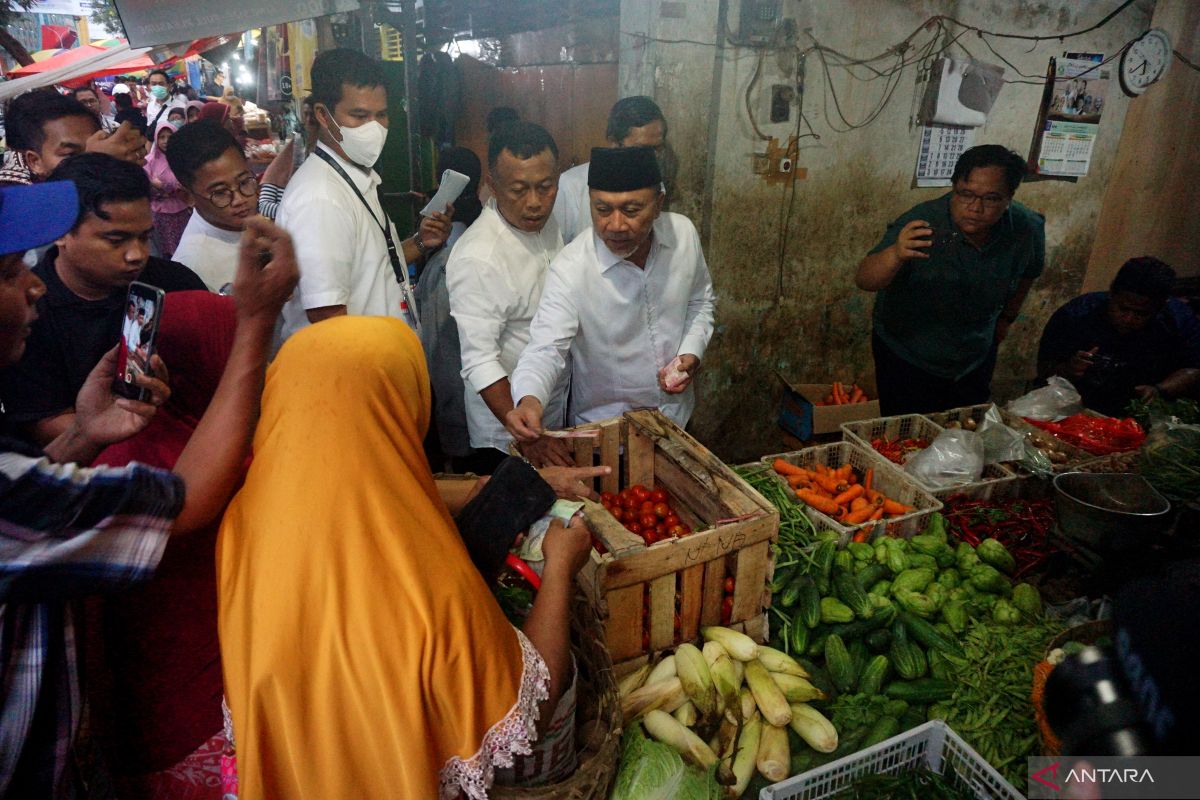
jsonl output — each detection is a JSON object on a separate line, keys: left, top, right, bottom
{"left": 619, "top": 0, "right": 1155, "bottom": 462}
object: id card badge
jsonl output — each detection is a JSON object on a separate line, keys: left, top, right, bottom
{"left": 399, "top": 278, "right": 421, "bottom": 333}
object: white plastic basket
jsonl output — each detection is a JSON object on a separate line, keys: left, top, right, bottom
{"left": 840, "top": 413, "right": 943, "bottom": 465}
{"left": 761, "top": 442, "right": 941, "bottom": 544}
{"left": 761, "top": 720, "right": 1024, "bottom": 800}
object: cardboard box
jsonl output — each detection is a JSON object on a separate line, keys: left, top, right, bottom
{"left": 777, "top": 376, "right": 882, "bottom": 439}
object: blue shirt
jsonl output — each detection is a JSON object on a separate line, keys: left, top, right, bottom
{"left": 869, "top": 193, "right": 1046, "bottom": 379}
{"left": 1038, "top": 292, "right": 1200, "bottom": 416}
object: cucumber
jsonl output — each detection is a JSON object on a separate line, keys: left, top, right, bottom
{"left": 790, "top": 619, "right": 810, "bottom": 654}
{"left": 899, "top": 610, "right": 966, "bottom": 659}
{"left": 833, "top": 571, "right": 874, "bottom": 620}
{"left": 796, "top": 576, "right": 822, "bottom": 629}
{"left": 770, "top": 564, "right": 798, "bottom": 593}
{"left": 806, "top": 605, "right": 897, "bottom": 656}
{"left": 862, "top": 715, "right": 900, "bottom": 748}
{"left": 778, "top": 573, "right": 805, "bottom": 608}
{"left": 825, "top": 633, "right": 855, "bottom": 694}
{"left": 858, "top": 655, "right": 890, "bottom": 696}
{"left": 864, "top": 628, "right": 892, "bottom": 654}
{"left": 900, "top": 705, "right": 927, "bottom": 732}
{"left": 855, "top": 563, "right": 887, "bottom": 588}
{"left": 833, "top": 550, "right": 855, "bottom": 575}
{"left": 884, "top": 678, "right": 954, "bottom": 703}
{"left": 812, "top": 540, "right": 837, "bottom": 594}
{"left": 888, "top": 621, "right": 927, "bottom": 680}
{"left": 848, "top": 640, "right": 870, "bottom": 685}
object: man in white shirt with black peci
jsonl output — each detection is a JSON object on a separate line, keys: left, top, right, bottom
{"left": 277, "top": 48, "right": 450, "bottom": 342}
{"left": 446, "top": 121, "right": 572, "bottom": 473}
{"left": 507, "top": 146, "right": 715, "bottom": 442}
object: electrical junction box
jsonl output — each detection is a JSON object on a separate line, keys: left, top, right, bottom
{"left": 739, "top": 0, "right": 781, "bottom": 44}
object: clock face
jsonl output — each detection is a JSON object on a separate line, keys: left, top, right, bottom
{"left": 1121, "top": 28, "right": 1171, "bottom": 95}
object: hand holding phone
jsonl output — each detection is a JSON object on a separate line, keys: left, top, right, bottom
{"left": 893, "top": 219, "right": 933, "bottom": 261}
{"left": 114, "top": 281, "right": 165, "bottom": 401}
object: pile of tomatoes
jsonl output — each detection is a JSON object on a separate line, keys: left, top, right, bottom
{"left": 600, "top": 484, "right": 692, "bottom": 545}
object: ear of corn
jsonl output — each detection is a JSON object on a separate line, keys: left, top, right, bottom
{"left": 789, "top": 702, "right": 838, "bottom": 753}
{"left": 643, "top": 709, "right": 722, "bottom": 773}
{"left": 770, "top": 672, "right": 826, "bottom": 703}
{"left": 674, "top": 643, "right": 718, "bottom": 718}
{"left": 702, "top": 640, "right": 728, "bottom": 665}
{"left": 727, "top": 716, "right": 763, "bottom": 799}
{"left": 709, "top": 654, "right": 741, "bottom": 718}
{"left": 739, "top": 686, "right": 758, "bottom": 724}
{"left": 744, "top": 660, "right": 793, "bottom": 727}
{"left": 673, "top": 700, "right": 697, "bottom": 727}
{"left": 621, "top": 676, "right": 685, "bottom": 722}
{"left": 757, "top": 646, "right": 810, "bottom": 678}
{"left": 702, "top": 626, "right": 760, "bottom": 661}
{"left": 756, "top": 723, "right": 790, "bottom": 782}
{"left": 645, "top": 654, "right": 677, "bottom": 685}
{"left": 617, "top": 664, "right": 651, "bottom": 698}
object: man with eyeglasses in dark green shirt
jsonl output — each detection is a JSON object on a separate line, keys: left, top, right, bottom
{"left": 856, "top": 145, "right": 1045, "bottom": 415}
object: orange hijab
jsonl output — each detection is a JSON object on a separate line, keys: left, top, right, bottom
{"left": 216, "top": 317, "right": 547, "bottom": 800}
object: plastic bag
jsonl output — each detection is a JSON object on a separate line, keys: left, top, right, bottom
{"left": 905, "top": 428, "right": 985, "bottom": 489}
{"left": 1005, "top": 376, "right": 1082, "bottom": 421}
{"left": 975, "top": 403, "right": 1025, "bottom": 464}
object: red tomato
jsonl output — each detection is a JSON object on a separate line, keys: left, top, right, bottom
{"left": 643, "top": 530, "right": 657, "bottom": 544}
{"left": 724, "top": 577, "right": 735, "bottom": 593}
{"left": 666, "top": 524, "right": 684, "bottom": 538}
{"left": 621, "top": 493, "right": 639, "bottom": 510}
{"left": 610, "top": 506, "right": 625, "bottom": 522}
{"left": 650, "top": 488, "right": 668, "bottom": 504}
{"left": 640, "top": 500, "right": 656, "bottom": 515}
{"left": 600, "top": 491, "right": 615, "bottom": 505}
{"left": 653, "top": 502, "right": 670, "bottom": 519}
{"left": 655, "top": 523, "right": 668, "bottom": 539}
{"left": 663, "top": 513, "right": 681, "bottom": 529}
{"left": 625, "top": 522, "right": 641, "bottom": 534}
{"left": 639, "top": 513, "right": 658, "bottom": 530}
{"left": 678, "top": 524, "right": 692, "bottom": 537}
{"left": 721, "top": 597, "right": 734, "bottom": 625}
{"left": 630, "top": 484, "right": 650, "bottom": 502}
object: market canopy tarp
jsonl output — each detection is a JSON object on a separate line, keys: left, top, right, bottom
{"left": 113, "top": 0, "right": 359, "bottom": 48}
{"left": 7, "top": 44, "right": 155, "bottom": 78}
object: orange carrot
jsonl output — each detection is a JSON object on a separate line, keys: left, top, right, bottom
{"left": 850, "top": 497, "right": 869, "bottom": 511}
{"left": 772, "top": 458, "right": 805, "bottom": 476}
{"left": 844, "top": 505, "right": 876, "bottom": 524}
{"left": 863, "top": 468, "right": 874, "bottom": 493}
{"left": 868, "top": 507, "right": 885, "bottom": 521}
{"left": 865, "top": 489, "right": 885, "bottom": 506}
{"left": 851, "top": 528, "right": 871, "bottom": 544}
{"left": 786, "top": 474, "right": 811, "bottom": 489}
{"left": 833, "top": 382, "right": 845, "bottom": 404}
{"left": 834, "top": 484, "right": 864, "bottom": 506}
{"left": 881, "top": 498, "right": 914, "bottom": 516}
{"left": 810, "top": 472, "right": 844, "bottom": 495}
{"left": 848, "top": 385, "right": 865, "bottom": 404}
{"left": 836, "top": 464, "right": 854, "bottom": 482}
{"left": 795, "top": 489, "right": 841, "bottom": 516}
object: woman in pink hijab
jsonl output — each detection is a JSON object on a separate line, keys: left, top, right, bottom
{"left": 144, "top": 118, "right": 191, "bottom": 258}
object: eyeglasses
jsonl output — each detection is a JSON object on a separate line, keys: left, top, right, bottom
{"left": 953, "top": 188, "right": 1009, "bottom": 210}
{"left": 208, "top": 175, "right": 258, "bottom": 209}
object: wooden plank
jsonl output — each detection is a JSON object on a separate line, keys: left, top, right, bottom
{"left": 573, "top": 436, "right": 594, "bottom": 470}
{"left": 581, "top": 499, "right": 645, "bottom": 556}
{"left": 648, "top": 574, "right": 675, "bottom": 652}
{"left": 653, "top": 452, "right": 730, "bottom": 522}
{"left": 627, "top": 424, "right": 655, "bottom": 489}
{"left": 604, "top": 584, "right": 644, "bottom": 662}
{"left": 731, "top": 540, "right": 772, "bottom": 622}
{"left": 601, "top": 513, "right": 777, "bottom": 590}
{"left": 700, "top": 558, "right": 725, "bottom": 626}
{"left": 600, "top": 421, "right": 621, "bottom": 495}
{"left": 678, "top": 563, "right": 704, "bottom": 642}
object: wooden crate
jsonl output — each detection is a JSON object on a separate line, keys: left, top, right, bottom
{"left": 568, "top": 410, "right": 780, "bottom": 675}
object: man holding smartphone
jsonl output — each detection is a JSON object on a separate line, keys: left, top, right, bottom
{"left": 0, "top": 178, "right": 300, "bottom": 798}
{"left": 0, "top": 154, "right": 206, "bottom": 447}
{"left": 855, "top": 145, "right": 1045, "bottom": 415}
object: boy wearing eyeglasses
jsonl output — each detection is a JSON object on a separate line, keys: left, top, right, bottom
{"left": 855, "top": 144, "right": 1045, "bottom": 416}
{"left": 166, "top": 120, "right": 267, "bottom": 293}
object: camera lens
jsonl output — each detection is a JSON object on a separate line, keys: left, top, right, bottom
{"left": 1045, "top": 646, "right": 1153, "bottom": 756}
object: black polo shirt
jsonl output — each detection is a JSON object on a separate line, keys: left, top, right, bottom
{"left": 0, "top": 247, "right": 206, "bottom": 431}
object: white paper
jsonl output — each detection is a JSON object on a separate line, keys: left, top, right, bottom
{"left": 420, "top": 169, "right": 470, "bottom": 216}
{"left": 915, "top": 124, "right": 975, "bottom": 187}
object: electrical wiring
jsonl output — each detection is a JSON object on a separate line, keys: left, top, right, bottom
{"left": 1175, "top": 49, "right": 1200, "bottom": 72}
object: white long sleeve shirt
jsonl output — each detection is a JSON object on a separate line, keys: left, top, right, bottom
{"left": 511, "top": 211, "right": 716, "bottom": 427}
{"left": 446, "top": 205, "right": 568, "bottom": 451}
{"left": 550, "top": 161, "right": 590, "bottom": 246}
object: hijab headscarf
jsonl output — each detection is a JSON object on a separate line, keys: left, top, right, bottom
{"left": 144, "top": 118, "right": 178, "bottom": 176}
{"left": 216, "top": 317, "right": 547, "bottom": 800}
{"left": 197, "top": 101, "right": 229, "bottom": 125}
{"left": 90, "top": 292, "right": 239, "bottom": 772}
{"left": 144, "top": 118, "right": 186, "bottom": 213}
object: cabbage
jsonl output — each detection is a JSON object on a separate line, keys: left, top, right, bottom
{"left": 609, "top": 724, "right": 722, "bottom": 800}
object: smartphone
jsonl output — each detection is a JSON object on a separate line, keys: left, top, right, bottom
{"left": 930, "top": 228, "right": 963, "bottom": 251}
{"left": 114, "top": 281, "right": 165, "bottom": 401}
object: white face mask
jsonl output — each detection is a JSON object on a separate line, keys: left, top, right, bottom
{"left": 325, "top": 112, "right": 388, "bottom": 168}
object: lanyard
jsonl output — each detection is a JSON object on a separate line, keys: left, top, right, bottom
{"left": 313, "top": 147, "right": 420, "bottom": 331}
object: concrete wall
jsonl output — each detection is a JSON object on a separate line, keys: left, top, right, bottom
{"left": 1083, "top": 0, "right": 1200, "bottom": 291}
{"left": 619, "top": 0, "right": 1155, "bottom": 462}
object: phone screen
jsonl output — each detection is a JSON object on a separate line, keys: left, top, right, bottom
{"left": 114, "top": 281, "right": 166, "bottom": 401}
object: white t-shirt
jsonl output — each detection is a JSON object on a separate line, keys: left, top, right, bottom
{"left": 550, "top": 162, "right": 590, "bottom": 246}
{"left": 511, "top": 212, "right": 716, "bottom": 428}
{"left": 277, "top": 143, "right": 419, "bottom": 342}
{"left": 172, "top": 212, "right": 241, "bottom": 292}
{"left": 445, "top": 206, "right": 568, "bottom": 452}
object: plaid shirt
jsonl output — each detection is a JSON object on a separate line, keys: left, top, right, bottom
{"left": 0, "top": 436, "right": 183, "bottom": 798}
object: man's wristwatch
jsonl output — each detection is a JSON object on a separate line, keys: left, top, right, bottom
{"left": 410, "top": 233, "right": 431, "bottom": 258}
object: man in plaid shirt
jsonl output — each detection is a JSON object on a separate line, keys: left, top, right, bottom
{"left": 0, "top": 176, "right": 298, "bottom": 797}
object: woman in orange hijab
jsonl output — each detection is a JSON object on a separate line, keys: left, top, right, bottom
{"left": 216, "top": 316, "right": 590, "bottom": 799}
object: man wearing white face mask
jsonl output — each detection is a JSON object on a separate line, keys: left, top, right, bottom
{"left": 276, "top": 48, "right": 452, "bottom": 342}
{"left": 143, "top": 70, "right": 186, "bottom": 131}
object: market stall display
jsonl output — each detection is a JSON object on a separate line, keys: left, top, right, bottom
{"left": 816, "top": 381, "right": 872, "bottom": 406}
{"left": 566, "top": 410, "right": 780, "bottom": 672}
{"left": 1024, "top": 414, "right": 1146, "bottom": 456}
{"left": 941, "top": 495, "right": 1057, "bottom": 579}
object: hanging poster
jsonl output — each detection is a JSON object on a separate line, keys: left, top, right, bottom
{"left": 1031, "top": 54, "right": 1109, "bottom": 177}
{"left": 915, "top": 123, "right": 976, "bottom": 187}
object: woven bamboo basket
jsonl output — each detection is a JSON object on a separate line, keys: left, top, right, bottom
{"left": 492, "top": 593, "right": 623, "bottom": 800}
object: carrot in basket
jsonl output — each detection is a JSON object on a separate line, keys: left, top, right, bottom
{"left": 834, "top": 484, "right": 864, "bottom": 506}
{"left": 833, "top": 382, "right": 845, "bottom": 404}
{"left": 863, "top": 468, "right": 874, "bottom": 493}
{"left": 881, "top": 498, "right": 914, "bottom": 516}
{"left": 868, "top": 507, "right": 885, "bottom": 521}
{"left": 835, "top": 464, "right": 854, "bottom": 482}
{"left": 844, "top": 505, "right": 876, "bottom": 525}
{"left": 851, "top": 528, "right": 871, "bottom": 544}
{"left": 795, "top": 489, "right": 842, "bottom": 516}
{"left": 849, "top": 385, "right": 865, "bottom": 404}
{"left": 810, "top": 472, "right": 845, "bottom": 495}
{"left": 772, "top": 458, "right": 806, "bottom": 477}
{"left": 850, "top": 497, "right": 869, "bottom": 512}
